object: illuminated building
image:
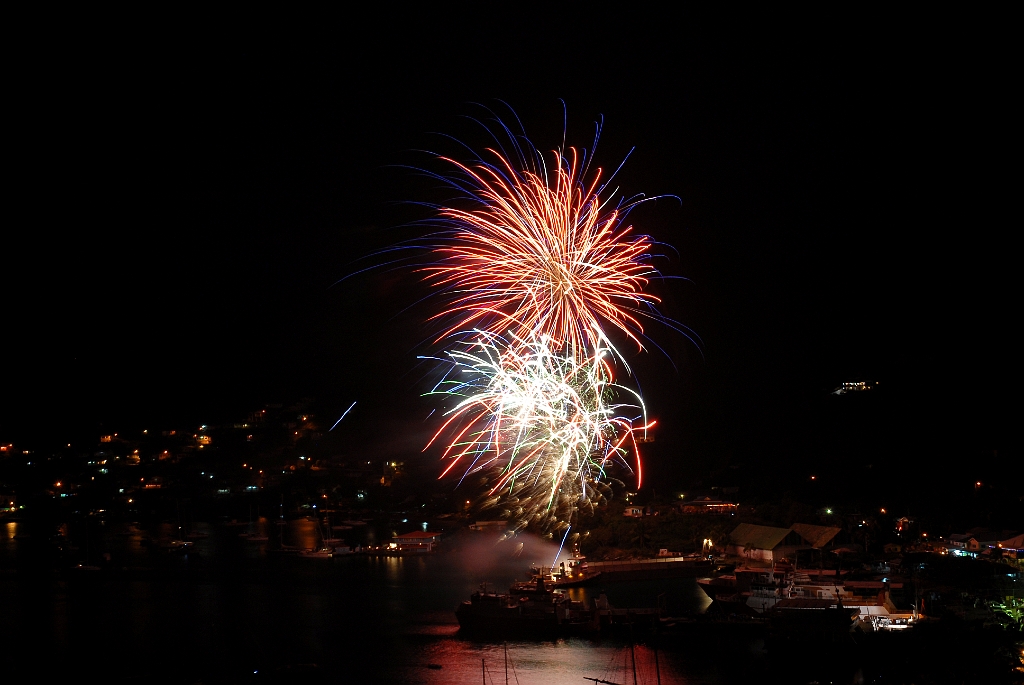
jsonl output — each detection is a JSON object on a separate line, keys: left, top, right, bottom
{"left": 391, "top": 530, "right": 443, "bottom": 553}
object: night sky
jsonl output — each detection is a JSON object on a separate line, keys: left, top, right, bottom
{"left": 5, "top": 21, "right": 1016, "bottom": 494}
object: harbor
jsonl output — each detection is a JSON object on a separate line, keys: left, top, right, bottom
{"left": 3, "top": 504, "right": 1022, "bottom": 683}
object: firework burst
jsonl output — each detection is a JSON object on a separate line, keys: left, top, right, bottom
{"left": 423, "top": 331, "right": 653, "bottom": 534}
{"left": 423, "top": 149, "right": 659, "bottom": 357}
{"left": 392, "top": 107, "right": 684, "bottom": 536}
{"left": 409, "top": 110, "right": 686, "bottom": 363}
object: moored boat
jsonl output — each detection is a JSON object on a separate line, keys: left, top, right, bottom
{"left": 520, "top": 556, "right": 601, "bottom": 588}
{"left": 455, "top": 577, "right": 598, "bottom": 636}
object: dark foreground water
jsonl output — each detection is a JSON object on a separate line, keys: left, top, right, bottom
{"left": 0, "top": 517, "right": 738, "bottom": 684}
{"left": 3, "top": 518, "right": 1014, "bottom": 684}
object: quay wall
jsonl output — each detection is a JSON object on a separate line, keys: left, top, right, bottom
{"left": 585, "top": 558, "right": 712, "bottom": 579}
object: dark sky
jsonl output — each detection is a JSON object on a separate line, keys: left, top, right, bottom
{"left": 4, "top": 19, "right": 1016, "bottom": 486}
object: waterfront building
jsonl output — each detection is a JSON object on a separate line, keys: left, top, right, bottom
{"left": 726, "top": 522, "right": 841, "bottom": 563}
{"left": 391, "top": 530, "right": 442, "bottom": 553}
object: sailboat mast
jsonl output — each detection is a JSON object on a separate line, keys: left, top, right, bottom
{"left": 629, "top": 625, "right": 637, "bottom": 685}
{"left": 654, "top": 633, "right": 661, "bottom": 685}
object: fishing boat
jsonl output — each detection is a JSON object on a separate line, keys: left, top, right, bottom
{"left": 518, "top": 555, "right": 601, "bottom": 589}
{"left": 455, "top": 577, "right": 598, "bottom": 636}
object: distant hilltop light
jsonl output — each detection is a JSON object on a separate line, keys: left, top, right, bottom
{"left": 832, "top": 380, "right": 878, "bottom": 395}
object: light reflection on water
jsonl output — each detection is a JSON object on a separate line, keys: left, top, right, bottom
{"left": 397, "top": 638, "right": 682, "bottom": 685}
